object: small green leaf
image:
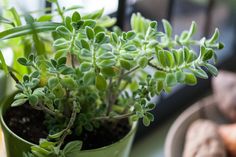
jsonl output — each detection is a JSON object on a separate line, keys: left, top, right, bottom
{"left": 154, "top": 71, "right": 166, "bottom": 80}
{"left": 146, "top": 103, "right": 156, "bottom": 110}
{"left": 175, "top": 71, "right": 185, "bottom": 83}
{"left": 120, "top": 59, "right": 131, "bottom": 70}
{"left": 202, "top": 49, "right": 213, "bottom": 61}
{"left": 17, "top": 57, "right": 28, "bottom": 66}
{"left": 85, "top": 26, "right": 94, "bottom": 40}
{"left": 29, "top": 95, "right": 38, "bottom": 106}
{"left": 143, "top": 116, "right": 150, "bottom": 126}
{"left": 72, "top": 11, "right": 81, "bottom": 22}
{"left": 11, "top": 99, "right": 27, "bottom": 107}
{"left": 56, "top": 26, "right": 71, "bottom": 40}
{"left": 97, "top": 59, "right": 116, "bottom": 68}
{"left": 205, "top": 63, "right": 218, "bottom": 76}
{"left": 80, "top": 62, "right": 91, "bottom": 72}
{"left": 61, "top": 77, "right": 77, "bottom": 90}
{"left": 138, "top": 56, "right": 148, "bottom": 68}
{"left": 191, "top": 68, "right": 208, "bottom": 79}
{"left": 162, "top": 19, "right": 172, "bottom": 37}
{"left": 95, "top": 75, "right": 107, "bottom": 91}
{"left": 63, "top": 141, "right": 82, "bottom": 157}
{"left": 134, "top": 103, "right": 142, "bottom": 112}
{"left": 48, "top": 130, "right": 64, "bottom": 139}
{"left": 83, "top": 71, "right": 96, "bottom": 85}
{"left": 52, "top": 84, "right": 65, "bottom": 98}
{"left": 207, "top": 28, "right": 219, "bottom": 44}
{"left": 166, "top": 73, "right": 177, "bottom": 87}
{"left": 101, "top": 67, "right": 118, "bottom": 77}
{"left": 95, "top": 32, "right": 105, "bottom": 43}
{"left": 83, "top": 8, "right": 104, "bottom": 19}
{"left": 80, "top": 39, "right": 90, "bottom": 50}
{"left": 48, "top": 77, "right": 59, "bottom": 88}
{"left": 184, "top": 73, "right": 197, "bottom": 85}
{"left": 124, "top": 45, "right": 136, "bottom": 51}
{"left": 126, "top": 31, "right": 136, "bottom": 40}
{"left": 156, "top": 80, "right": 164, "bottom": 94}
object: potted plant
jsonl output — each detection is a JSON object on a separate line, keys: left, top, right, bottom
{"left": 0, "top": 0, "right": 223, "bottom": 157}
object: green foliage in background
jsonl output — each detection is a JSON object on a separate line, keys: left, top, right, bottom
{"left": 0, "top": 0, "right": 223, "bottom": 156}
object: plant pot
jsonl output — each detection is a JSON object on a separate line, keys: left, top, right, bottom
{"left": 0, "top": 93, "right": 137, "bottom": 157}
{"left": 164, "top": 96, "right": 228, "bottom": 157}
{"left": 0, "top": 73, "right": 7, "bottom": 100}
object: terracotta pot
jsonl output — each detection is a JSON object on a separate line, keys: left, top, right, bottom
{"left": 164, "top": 96, "right": 228, "bottom": 157}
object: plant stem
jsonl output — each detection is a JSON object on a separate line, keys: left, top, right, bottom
{"left": 55, "top": 1, "right": 65, "bottom": 22}
{"left": 58, "top": 101, "right": 77, "bottom": 147}
{"left": 106, "top": 78, "right": 113, "bottom": 116}
{"left": 148, "top": 62, "right": 164, "bottom": 71}
{"left": 33, "top": 103, "right": 64, "bottom": 118}
{"left": 9, "top": 71, "right": 19, "bottom": 83}
{"left": 95, "top": 112, "right": 135, "bottom": 121}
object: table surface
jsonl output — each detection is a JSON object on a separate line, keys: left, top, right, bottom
{"left": 0, "top": 117, "right": 175, "bottom": 157}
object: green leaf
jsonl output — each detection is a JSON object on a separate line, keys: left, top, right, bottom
{"left": 72, "top": 11, "right": 81, "bottom": 22}
{"left": 83, "top": 71, "right": 96, "bottom": 85}
{"left": 80, "top": 62, "right": 91, "bottom": 72}
{"left": 83, "top": 8, "right": 104, "bottom": 19}
{"left": 61, "top": 78, "right": 77, "bottom": 90}
{"left": 48, "top": 130, "right": 64, "bottom": 139}
{"left": 134, "top": 103, "right": 142, "bottom": 112}
{"left": 29, "top": 95, "right": 38, "bottom": 106}
{"left": 56, "top": 26, "right": 71, "bottom": 40}
{"left": 175, "top": 71, "right": 185, "bottom": 83}
{"left": 0, "top": 22, "right": 61, "bottom": 40}
{"left": 166, "top": 73, "right": 177, "bottom": 87}
{"left": 120, "top": 59, "right": 131, "bottom": 70}
{"left": 146, "top": 112, "right": 154, "bottom": 122}
{"left": 126, "top": 31, "right": 136, "bottom": 40}
{"left": 124, "top": 45, "right": 136, "bottom": 51}
{"left": 154, "top": 71, "right": 166, "bottom": 80}
{"left": 156, "top": 80, "right": 164, "bottom": 94}
{"left": 17, "top": 57, "right": 28, "bottom": 66}
{"left": 80, "top": 39, "right": 90, "bottom": 50}
{"left": 146, "top": 103, "right": 156, "bottom": 110}
{"left": 95, "top": 75, "right": 107, "bottom": 91}
{"left": 0, "top": 50, "right": 8, "bottom": 74}
{"left": 202, "top": 49, "right": 213, "bottom": 61}
{"left": 38, "top": 15, "right": 52, "bottom": 22}
{"left": 162, "top": 19, "right": 172, "bottom": 37}
{"left": 65, "top": 16, "right": 73, "bottom": 31}
{"left": 11, "top": 99, "right": 27, "bottom": 107}
{"left": 52, "top": 84, "right": 65, "bottom": 98}
{"left": 187, "top": 21, "right": 197, "bottom": 39}
{"left": 63, "top": 141, "right": 82, "bottom": 157}
{"left": 138, "top": 56, "right": 148, "bottom": 68}
{"left": 111, "top": 32, "right": 119, "bottom": 44}
{"left": 85, "top": 26, "right": 95, "bottom": 40}
{"left": 95, "top": 32, "right": 105, "bottom": 43}
{"left": 97, "top": 59, "right": 116, "bottom": 68}
{"left": 143, "top": 116, "right": 150, "bottom": 126}
{"left": 101, "top": 67, "right": 117, "bottom": 77}
{"left": 184, "top": 73, "right": 197, "bottom": 85}
{"left": 207, "top": 28, "right": 219, "bottom": 44}
{"left": 205, "top": 63, "right": 218, "bottom": 76}
{"left": 191, "top": 68, "right": 208, "bottom": 79}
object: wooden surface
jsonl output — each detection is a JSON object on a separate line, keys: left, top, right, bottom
{"left": 0, "top": 128, "right": 6, "bottom": 157}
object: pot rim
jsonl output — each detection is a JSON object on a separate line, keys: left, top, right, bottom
{"left": 0, "top": 92, "right": 138, "bottom": 153}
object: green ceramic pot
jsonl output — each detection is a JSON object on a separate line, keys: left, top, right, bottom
{"left": 0, "top": 73, "right": 7, "bottom": 100}
{"left": 0, "top": 93, "right": 137, "bottom": 157}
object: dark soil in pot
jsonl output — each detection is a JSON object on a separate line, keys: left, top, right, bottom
{"left": 4, "top": 103, "right": 131, "bottom": 150}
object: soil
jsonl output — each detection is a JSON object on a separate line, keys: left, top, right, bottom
{"left": 4, "top": 103, "right": 48, "bottom": 144}
{"left": 4, "top": 104, "right": 131, "bottom": 150}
